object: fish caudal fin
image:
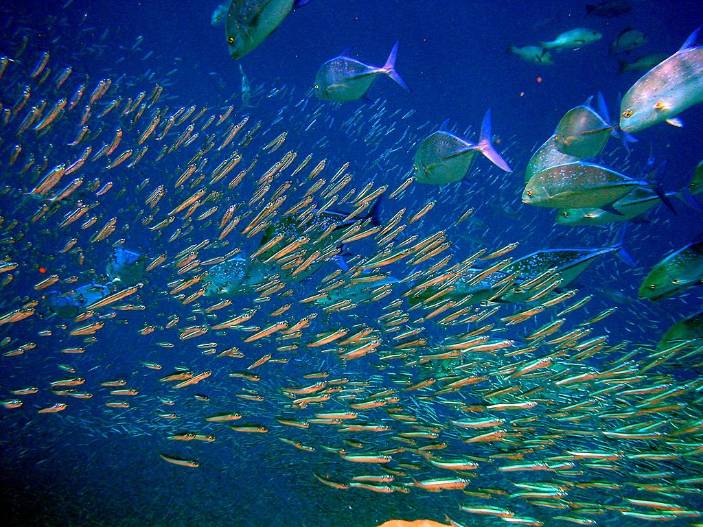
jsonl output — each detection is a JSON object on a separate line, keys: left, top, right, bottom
{"left": 477, "top": 109, "right": 512, "bottom": 172}
{"left": 610, "top": 225, "right": 636, "bottom": 267}
{"left": 382, "top": 42, "right": 409, "bottom": 91}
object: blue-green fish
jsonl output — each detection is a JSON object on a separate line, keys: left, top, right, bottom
{"left": 556, "top": 187, "right": 677, "bottom": 226}
{"left": 314, "top": 42, "right": 408, "bottom": 102}
{"left": 658, "top": 311, "right": 703, "bottom": 349}
{"left": 554, "top": 95, "right": 612, "bottom": 158}
{"left": 509, "top": 45, "right": 553, "bottom": 65}
{"left": 619, "top": 53, "right": 669, "bottom": 73}
{"left": 639, "top": 239, "right": 703, "bottom": 300}
{"left": 523, "top": 162, "right": 649, "bottom": 210}
{"left": 226, "top": 0, "right": 309, "bottom": 59}
{"left": 540, "top": 28, "right": 602, "bottom": 51}
{"left": 620, "top": 28, "right": 703, "bottom": 133}
{"left": 414, "top": 110, "right": 512, "bottom": 185}
{"left": 501, "top": 245, "right": 624, "bottom": 300}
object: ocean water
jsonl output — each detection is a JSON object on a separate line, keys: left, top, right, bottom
{"left": 1, "top": 1, "right": 702, "bottom": 526}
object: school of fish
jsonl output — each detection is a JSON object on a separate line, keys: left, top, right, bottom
{"left": 1, "top": 1, "right": 703, "bottom": 526}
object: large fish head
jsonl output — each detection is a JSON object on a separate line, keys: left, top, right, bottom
{"left": 638, "top": 261, "right": 680, "bottom": 300}
{"left": 619, "top": 72, "right": 677, "bottom": 133}
{"left": 226, "top": 0, "right": 294, "bottom": 59}
{"left": 522, "top": 176, "right": 549, "bottom": 206}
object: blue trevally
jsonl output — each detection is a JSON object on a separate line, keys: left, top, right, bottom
{"left": 500, "top": 245, "right": 624, "bottom": 302}
{"left": 522, "top": 161, "right": 651, "bottom": 210}
{"left": 414, "top": 110, "right": 512, "bottom": 185}
{"left": 639, "top": 239, "right": 703, "bottom": 301}
{"left": 620, "top": 28, "right": 703, "bottom": 133}
{"left": 556, "top": 187, "right": 678, "bottom": 226}
{"left": 554, "top": 96, "right": 612, "bottom": 158}
{"left": 658, "top": 311, "right": 703, "bottom": 350}
{"left": 226, "top": 0, "right": 309, "bottom": 59}
{"left": 314, "top": 42, "right": 408, "bottom": 102}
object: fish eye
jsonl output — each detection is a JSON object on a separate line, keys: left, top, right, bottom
{"left": 526, "top": 190, "right": 534, "bottom": 197}
{"left": 561, "top": 211, "right": 569, "bottom": 217}
{"left": 648, "top": 284, "right": 656, "bottom": 290}
{"left": 622, "top": 109, "right": 633, "bottom": 118}
{"left": 227, "top": 36, "right": 235, "bottom": 45}
{"left": 654, "top": 100, "right": 666, "bottom": 111}
{"left": 672, "top": 279, "right": 680, "bottom": 285}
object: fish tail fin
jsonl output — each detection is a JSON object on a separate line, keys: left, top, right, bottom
{"left": 382, "top": 42, "right": 409, "bottom": 91}
{"left": 646, "top": 161, "right": 677, "bottom": 214}
{"left": 477, "top": 109, "right": 512, "bottom": 172}
{"left": 610, "top": 225, "right": 636, "bottom": 267}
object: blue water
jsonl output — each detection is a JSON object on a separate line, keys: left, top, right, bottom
{"left": 1, "top": 1, "right": 702, "bottom": 526}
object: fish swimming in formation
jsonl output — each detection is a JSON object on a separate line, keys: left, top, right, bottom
{"left": 414, "top": 110, "right": 512, "bottom": 185}
{"left": 508, "top": 45, "right": 553, "bottom": 65}
{"left": 226, "top": 0, "right": 309, "bottom": 59}
{"left": 540, "top": 28, "right": 603, "bottom": 51}
{"left": 610, "top": 28, "right": 647, "bottom": 54}
{"left": 314, "top": 42, "right": 408, "bottom": 102}
{"left": 3, "top": 5, "right": 703, "bottom": 527}
{"left": 620, "top": 28, "right": 703, "bottom": 133}
{"left": 639, "top": 238, "right": 703, "bottom": 300}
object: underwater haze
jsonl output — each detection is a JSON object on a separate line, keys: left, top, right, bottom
{"left": 1, "top": 0, "right": 703, "bottom": 526}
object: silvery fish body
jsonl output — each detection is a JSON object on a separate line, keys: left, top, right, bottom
{"left": 523, "top": 162, "right": 645, "bottom": 209}
{"left": 620, "top": 31, "right": 703, "bottom": 133}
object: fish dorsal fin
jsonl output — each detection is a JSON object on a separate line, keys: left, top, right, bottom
{"left": 583, "top": 95, "right": 594, "bottom": 108}
{"left": 438, "top": 118, "right": 451, "bottom": 132}
{"left": 680, "top": 27, "right": 700, "bottom": 51}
